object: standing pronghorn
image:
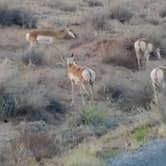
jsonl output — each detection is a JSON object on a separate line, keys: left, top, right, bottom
{"left": 134, "top": 38, "right": 161, "bottom": 70}
{"left": 67, "top": 54, "right": 96, "bottom": 106}
{"left": 26, "top": 27, "right": 77, "bottom": 47}
{"left": 150, "top": 66, "right": 166, "bottom": 103}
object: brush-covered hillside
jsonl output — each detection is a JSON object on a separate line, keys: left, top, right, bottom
{"left": 0, "top": 0, "right": 166, "bottom": 165}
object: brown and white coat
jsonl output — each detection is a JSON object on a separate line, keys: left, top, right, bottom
{"left": 67, "top": 54, "right": 96, "bottom": 106}
{"left": 26, "top": 28, "right": 77, "bottom": 47}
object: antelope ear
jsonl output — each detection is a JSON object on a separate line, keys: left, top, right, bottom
{"left": 71, "top": 53, "right": 74, "bottom": 58}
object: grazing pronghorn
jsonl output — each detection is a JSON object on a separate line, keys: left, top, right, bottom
{"left": 67, "top": 54, "right": 96, "bottom": 106}
{"left": 150, "top": 66, "right": 166, "bottom": 103}
{"left": 134, "top": 38, "right": 161, "bottom": 70}
{"left": 26, "top": 27, "right": 77, "bottom": 65}
{"left": 26, "top": 27, "right": 77, "bottom": 47}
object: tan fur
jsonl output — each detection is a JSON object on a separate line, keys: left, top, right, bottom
{"left": 67, "top": 55, "right": 95, "bottom": 106}
{"left": 151, "top": 66, "right": 166, "bottom": 104}
{"left": 26, "top": 28, "right": 77, "bottom": 47}
{"left": 68, "top": 64, "right": 84, "bottom": 83}
{"left": 134, "top": 38, "right": 161, "bottom": 70}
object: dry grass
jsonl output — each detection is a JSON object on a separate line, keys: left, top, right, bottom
{"left": 40, "top": 0, "right": 77, "bottom": 12}
{"left": 84, "top": 0, "right": 103, "bottom": 7}
{"left": 63, "top": 141, "right": 106, "bottom": 166}
{"left": 22, "top": 46, "right": 66, "bottom": 67}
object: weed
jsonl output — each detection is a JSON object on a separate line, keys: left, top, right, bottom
{"left": 131, "top": 124, "right": 151, "bottom": 143}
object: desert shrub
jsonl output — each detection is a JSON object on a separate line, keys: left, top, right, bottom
{"left": 0, "top": 59, "right": 50, "bottom": 119}
{"left": 131, "top": 124, "right": 151, "bottom": 143}
{"left": 102, "top": 71, "right": 153, "bottom": 112}
{"left": 22, "top": 48, "right": 46, "bottom": 66}
{"left": 160, "top": 8, "right": 166, "bottom": 18}
{"left": 20, "top": 131, "right": 57, "bottom": 160}
{"left": 110, "top": 6, "right": 134, "bottom": 23}
{"left": 92, "top": 12, "right": 109, "bottom": 30}
{"left": 68, "top": 104, "right": 110, "bottom": 128}
{"left": 0, "top": 58, "right": 65, "bottom": 122}
{"left": 23, "top": 47, "right": 66, "bottom": 67}
{"left": 84, "top": 0, "right": 103, "bottom": 7}
{"left": 67, "top": 103, "right": 118, "bottom": 137}
{"left": 0, "top": 5, "right": 36, "bottom": 28}
{"left": 46, "top": 98, "right": 64, "bottom": 114}
{"left": 0, "top": 93, "right": 16, "bottom": 118}
{"left": 0, "top": 84, "right": 49, "bottom": 119}
{"left": 41, "top": 0, "right": 76, "bottom": 12}
{"left": 12, "top": 122, "right": 59, "bottom": 164}
{"left": 81, "top": 105, "right": 109, "bottom": 126}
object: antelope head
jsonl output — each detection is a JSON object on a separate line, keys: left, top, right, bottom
{"left": 67, "top": 53, "right": 77, "bottom": 65}
{"left": 64, "top": 26, "right": 78, "bottom": 39}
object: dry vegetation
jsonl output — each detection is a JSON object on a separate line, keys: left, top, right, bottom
{"left": 0, "top": 0, "right": 166, "bottom": 165}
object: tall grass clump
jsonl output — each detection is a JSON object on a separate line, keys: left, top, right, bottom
{"left": 81, "top": 105, "right": 109, "bottom": 126}
{"left": 0, "top": 5, "right": 36, "bottom": 28}
{"left": 131, "top": 124, "right": 151, "bottom": 143}
{"left": 63, "top": 144, "right": 106, "bottom": 166}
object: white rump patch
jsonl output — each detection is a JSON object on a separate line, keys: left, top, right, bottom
{"left": 26, "top": 32, "right": 30, "bottom": 41}
{"left": 82, "top": 69, "right": 96, "bottom": 83}
{"left": 37, "top": 35, "right": 53, "bottom": 45}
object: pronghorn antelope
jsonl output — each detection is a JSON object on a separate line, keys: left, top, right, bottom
{"left": 67, "top": 54, "right": 96, "bottom": 106}
{"left": 134, "top": 38, "right": 161, "bottom": 70}
{"left": 150, "top": 66, "right": 166, "bottom": 103}
{"left": 26, "top": 27, "right": 77, "bottom": 47}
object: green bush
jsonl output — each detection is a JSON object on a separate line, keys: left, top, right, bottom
{"left": 131, "top": 124, "right": 151, "bottom": 143}
{"left": 81, "top": 105, "right": 109, "bottom": 126}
